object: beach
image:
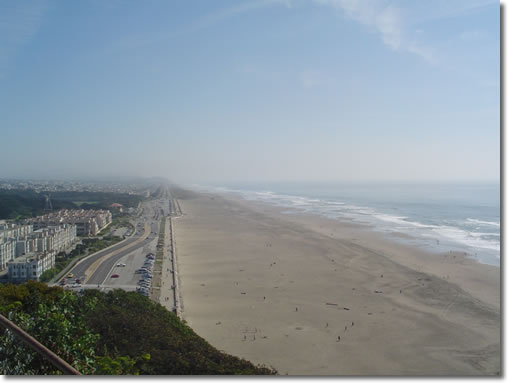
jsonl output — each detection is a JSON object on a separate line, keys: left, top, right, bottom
{"left": 171, "top": 188, "right": 500, "bottom": 375}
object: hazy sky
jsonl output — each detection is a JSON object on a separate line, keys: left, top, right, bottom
{"left": 0, "top": 0, "right": 500, "bottom": 184}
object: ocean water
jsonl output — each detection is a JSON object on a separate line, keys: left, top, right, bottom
{"left": 194, "top": 182, "right": 500, "bottom": 266}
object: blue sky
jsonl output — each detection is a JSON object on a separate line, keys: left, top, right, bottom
{"left": 0, "top": 0, "right": 500, "bottom": 183}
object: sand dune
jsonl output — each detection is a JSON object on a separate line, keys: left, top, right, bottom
{"left": 172, "top": 190, "right": 500, "bottom": 375}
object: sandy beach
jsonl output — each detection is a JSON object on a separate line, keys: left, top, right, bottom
{"left": 171, "top": 188, "right": 500, "bottom": 375}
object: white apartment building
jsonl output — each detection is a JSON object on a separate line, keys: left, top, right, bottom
{"left": 0, "top": 224, "right": 33, "bottom": 241}
{"left": 7, "top": 250, "right": 56, "bottom": 282}
{"left": 0, "top": 224, "right": 34, "bottom": 271}
{"left": 0, "top": 222, "right": 77, "bottom": 272}
{"left": 0, "top": 238, "right": 16, "bottom": 271}
{"left": 26, "top": 209, "right": 112, "bottom": 236}
{"left": 29, "top": 224, "right": 77, "bottom": 254}
{"left": 15, "top": 238, "right": 36, "bottom": 257}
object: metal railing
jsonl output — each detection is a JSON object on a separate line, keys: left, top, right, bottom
{"left": 0, "top": 314, "right": 81, "bottom": 375}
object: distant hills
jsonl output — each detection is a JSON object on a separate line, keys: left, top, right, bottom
{"left": 0, "top": 189, "right": 144, "bottom": 220}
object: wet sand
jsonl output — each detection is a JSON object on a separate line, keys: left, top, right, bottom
{"left": 172, "top": 189, "right": 500, "bottom": 375}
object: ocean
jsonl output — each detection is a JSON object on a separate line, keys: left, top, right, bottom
{"left": 195, "top": 181, "right": 500, "bottom": 266}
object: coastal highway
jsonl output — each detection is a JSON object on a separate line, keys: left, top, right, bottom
{"left": 60, "top": 187, "right": 173, "bottom": 299}
{"left": 86, "top": 220, "right": 160, "bottom": 285}
{"left": 56, "top": 231, "right": 148, "bottom": 285}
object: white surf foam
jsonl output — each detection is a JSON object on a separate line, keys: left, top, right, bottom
{"left": 432, "top": 226, "right": 500, "bottom": 252}
{"left": 466, "top": 218, "right": 500, "bottom": 227}
{"left": 209, "top": 186, "right": 500, "bottom": 258}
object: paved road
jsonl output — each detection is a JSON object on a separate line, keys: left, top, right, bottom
{"left": 87, "top": 220, "right": 160, "bottom": 285}
{"left": 59, "top": 185, "right": 178, "bottom": 309}
{"left": 58, "top": 233, "right": 145, "bottom": 284}
{"left": 61, "top": 190, "right": 171, "bottom": 289}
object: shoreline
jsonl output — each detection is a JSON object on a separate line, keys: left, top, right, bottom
{"left": 171, "top": 189, "right": 500, "bottom": 375}
{"left": 222, "top": 193, "right": 500, "bottom": 309}
{"left": 200, "top": 186, "right": 500, "bottom": 268}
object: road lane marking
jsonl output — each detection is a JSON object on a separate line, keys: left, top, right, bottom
{"left": 83, "top": 221, "right": 151, "bottom": 284}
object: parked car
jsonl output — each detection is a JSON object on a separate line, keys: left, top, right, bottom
{"left": 67, "top": 273, "right": 73, "bottom": 278}
{"left": 111, "top": 274, "right": 120, "bottom": 278}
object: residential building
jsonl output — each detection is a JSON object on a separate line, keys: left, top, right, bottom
{"left": 0, "top": 238, "right": 16, "bottom": 271}
{"left": 7, "top": 251, "right": 56, "bottom": 282}
{"left": 0, "top": 222, "right": 77, "bottom": 272}
{"left": 26, "top": 209, "right": 112, "bottom": 236}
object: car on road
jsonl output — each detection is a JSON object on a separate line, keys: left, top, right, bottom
{"left": 111, "top": 274, "right": 120, "bottom": 278}
{"left": 116, "top": 263, "right": 126, "bottom": 267}
{"left": 67, "top": 273, "right": 73, "bottom": 278}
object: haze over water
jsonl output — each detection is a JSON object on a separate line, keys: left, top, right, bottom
{"left": 200, "top": 181, "right": 500, "bottom": 265}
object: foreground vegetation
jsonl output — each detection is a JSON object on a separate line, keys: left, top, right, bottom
{"left": 0, "top": 282, "right": 276, "bottom": 375}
